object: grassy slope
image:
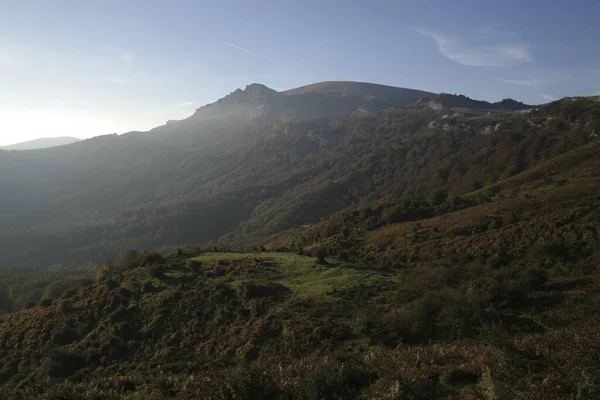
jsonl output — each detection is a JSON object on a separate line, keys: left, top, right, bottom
{"left": 1, "top": 234, "right": 599, "bottom": 399}
{"left": 193, "top": 252, "right": 395, "bottom": 301}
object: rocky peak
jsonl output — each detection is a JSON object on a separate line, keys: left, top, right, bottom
{"left": 212, "top": 83, "right": 281, "bottom": 107}
{"left": 190, "top": 83, "right": 285, "bottom": 121}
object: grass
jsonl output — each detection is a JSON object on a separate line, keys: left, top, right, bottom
{"left": 192, "top": 252, "right": 395, "bottom": 301}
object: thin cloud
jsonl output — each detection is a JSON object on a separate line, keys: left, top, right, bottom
{"left": 106, "top": 76, "right": 127, "bottom": 84}
{"left": 493, "top": 77, "right": 548, "bottom": 86}
{"left": 121, "top": 51, "right": 133, "bottom": 63}
{"left": 539, "top": 94, "right": 557, "bottom": 101}
{"left": 415, "top": 28, "right": 532, "bottom": 67}
{"left": 221, "top": 41, "right": 277, "bottom": 63}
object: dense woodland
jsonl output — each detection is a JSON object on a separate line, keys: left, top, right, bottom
{"left": 0, "top": 83, "right": 599, "bottom": 398}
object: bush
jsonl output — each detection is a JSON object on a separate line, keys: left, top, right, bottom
{"left": 51, "top": 326, "right": 79, "bottom": 345}
{"left": 44, "top": 349, "right": 86, "bottom": 378}
{"left": 429, "top": 188, "right": 448, "bottom": 206}
{"left": 42, "top": 278, "right": 93, "bottom": 301}
{"left": 315, "top": 249, "right": 328, "bottom": 265}
{"left": 188, "top": 260, "right": 203, "bottom": 273}
{"left": 97, "top": 251, "right": 143, "bottom": 281}
{"left": 291, "top": 359, "right": 372, "bottom": 400}
{"left": 212, "top": 366, "right": 281, "bottom": 400}
{"left": 142, "top": 251, "right": 166, "bottom": 265}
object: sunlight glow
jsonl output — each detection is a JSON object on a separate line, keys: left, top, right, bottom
{"left": 0, "top": 107, "right": 127, "bottom": 146}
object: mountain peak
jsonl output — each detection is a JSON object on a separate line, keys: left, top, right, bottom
{"left": 244, "top": 83, "right": 275, "bottom": 91}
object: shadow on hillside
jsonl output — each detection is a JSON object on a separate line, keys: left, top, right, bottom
{"left": 547, "top": 278, "right": 591, "bottom": 292}
{"left": 340, "top": 263, "right": 382, "bottom": 273}
{"left": 514, "top": 293, "right": 566, "bottom": 311}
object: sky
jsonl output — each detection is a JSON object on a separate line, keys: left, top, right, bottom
{"left": 1, "top": 0, "right": 600, "bottom": 146}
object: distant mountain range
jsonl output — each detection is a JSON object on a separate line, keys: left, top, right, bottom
{"left": 0, "top": 136, "right": 81, "bottom": 151}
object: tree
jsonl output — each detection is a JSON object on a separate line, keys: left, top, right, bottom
{"left": 315, "top": 249, "right": 328, "bottom": 265}
{"left": 428, "top": 188, "right": 447, "bottom": 206}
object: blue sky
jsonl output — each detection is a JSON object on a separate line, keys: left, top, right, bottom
{"left": 1, "top": 0, "right": 599, "bottom": 145}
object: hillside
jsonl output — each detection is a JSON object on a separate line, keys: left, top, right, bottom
{"left": 127, "top": 81, "right": 434, "bottom": 147}
{"left": 414, "top": 93, "right": 535, "bottom": 111}
{"left": 1, "top": 140, "right": 599, "bottom": 397}
{"left": 0, "top": 86, "right": 599, "bottom": 398}
{"left": 0, "top": 90, "right": 597, "bottom": 269}
{"left": 0, "top": 136, "right": 81, "bottom": 151}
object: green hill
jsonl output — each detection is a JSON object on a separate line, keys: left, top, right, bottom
{"left": 1, "top": 162, "right": 599, "bottom": 397}
{"left": 0, "top": 91, "right": 597, "bottom": 270}
{"left": 1, "top": 121, "right": 600, "bottom": 397}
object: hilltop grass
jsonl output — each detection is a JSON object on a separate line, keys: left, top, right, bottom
{"left": 193, "top": 252, "right": 396, "bottom": 301}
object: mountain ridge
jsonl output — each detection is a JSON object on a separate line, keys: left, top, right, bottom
{"left": 415, "top": 93, "right": 536, "bottom": 111}
{"left": 0, "top": 90, "right": 597, "bottom": 269}
{"left": 125, "top": 81, "right": 435, "bottom": 146}
{"left": 0, "top": 136, "right": 81, "bottom": 151}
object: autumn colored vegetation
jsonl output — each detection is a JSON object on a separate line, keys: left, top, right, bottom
{"left": 0, "top": 94, "right": 599, "bottom": 398}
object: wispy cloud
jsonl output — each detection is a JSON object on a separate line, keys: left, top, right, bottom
{"left": 121, "top": 51, "right": 133, "bottom": 63}
{"left": 106, "top": 76, "right": 127, "bottom": 84}
{"left": 415, "top": 28, "right": 532, "bottom": 67}
{"left": 493, "top": 77, "right": 548, "bottom": 86}
{"left": 221, "top": 41, "right": 277, "bottom": 63}
{"left": 539, "top": 94, "right": 557, "bottom": 101}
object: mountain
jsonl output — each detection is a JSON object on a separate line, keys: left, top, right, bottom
{"left": 1, "top": 85, "right": 600, "bottom": 398}
{"left": 414, "top": 93, "right": 535, "bottom": 111}
{"left": 0, "top": 136, "right": 81, "bottom": 151}
{"left": 1, "top": 144, "right": 599, "bottom": 397}
{"left": 127, "top": 81, "right": 434, "bottom": 147}
{"left": 0, "top": 85, "right": 597, "bottom": 271}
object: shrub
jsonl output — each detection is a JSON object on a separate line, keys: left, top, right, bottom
{"left": 51, "top": 326, "right": 79, "bottom": 345}
{"left": 291, "top": 359, "right": 372, "bottom": 400}
{"left": 97, "top": 251, "right": 143, "bottom": 281}
{"left": 142, "top": 251, "right": 166, "bottom": 265}
{"left": 315, "top": 249, "right": 328, "bottom": 265}
{"left": 212, "top": 366, "right": 281, "bottom": 400}
{"left": 188, "top": 260, "right": 203, "bottom": 273}
{"left": 42, "top": 278, "right": 93, "bottom": 301}
{"left": 429, "top": 188, "right": 448, "bottom": 205}
{"left": 44, "top": 349, "right": 86, "bottom": 378}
